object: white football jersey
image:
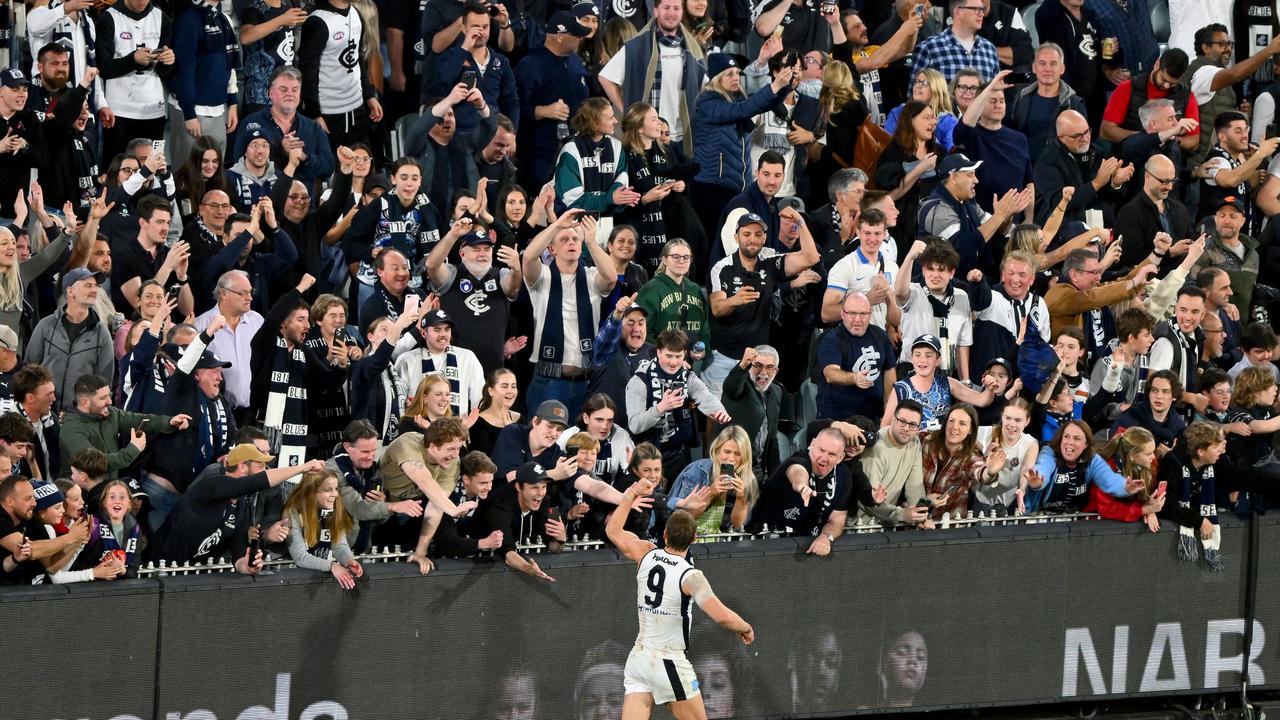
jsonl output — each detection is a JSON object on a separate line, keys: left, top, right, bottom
{"left": 634, "top": 548, "right": 697, "bottom": 655}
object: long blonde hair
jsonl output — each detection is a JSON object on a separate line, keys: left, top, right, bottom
{"left": 0, "top": 228, "right": 23, "bottom": 311}
{"left": 819, "top": 60, "right": 860, "bottom": 124}
{"left": 914, "top": 68, "right": 953, "bottom": 118}
{"left": 710, "top": 425, "right": 759, "bottom": 508}
{"left": 282, "top": 469, "right": 354, "bottom": 549}
{"left": 621, "top": 102, "right": 656, "bottom": 155}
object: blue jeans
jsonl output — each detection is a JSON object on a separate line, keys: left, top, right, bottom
{"left": 527, "top": 373, "right": 589, "bottom": 422}
{"left": 699, "top": 351, "right": 737, "bottom": 402}
{"left": 142, "top": 474, "right": 181, "bottom": 531}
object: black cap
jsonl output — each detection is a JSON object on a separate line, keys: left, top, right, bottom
{"left": 912, "top": 334, "right": 942, "bottom": 354}
{"left": 366, "top": 174, "right": 390, "bottom": 192}
{"left": 0, "top": 68, "right": 28, "bottom": 89}
{"left": 460, "top": 229, "right": 495, "bottom": 247}
{"left": 1215, "top": 195, "right": 1245, "bottom": 214}
{"left": 515, "top": 461, "right": 551, "bottom": 485}
{"left": 622, "top": 304, "right": 649, "bottom": 319}
{"left": 984, "top": 356, "right": 1011, "bottom": 373}
{"left": 422, "top": 309, "right": 454, "bottom": 328}
{"left": 193, "top": 350, "right": 232, "bottom": 370}
{"left": 545, "top": 11, "right": 590, "bottom": 36}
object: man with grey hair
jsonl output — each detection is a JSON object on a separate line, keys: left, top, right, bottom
{"left": 816, "top": 291, "right": 895, "bottom": 422}
{"left": 231, "top": 66, "right": 336, "bottom": 187}
{"left": 194, "top": 269, "right": 264, "bottom": 415}
{"left": 721, "top": 345, "right": 785, "bottom": 477}
{"left": 1007, "top": 43, "right": 1087, "bottom": 160}
{"left": 1115, "top": 99, "right": 1197, "bottom": 198}
{"left": 811, "top": 167, "right": 867, "bottom": 261}
{"left": 1045, "top": 247, "right": 1157, "bottom": 360}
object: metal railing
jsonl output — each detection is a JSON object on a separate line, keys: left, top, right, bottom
{"left": 135, "top": 511, "right": 1101, "bottom": 577}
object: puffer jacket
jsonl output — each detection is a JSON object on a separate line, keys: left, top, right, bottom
{"left": 24, "top": 305, "right": 115, "bottom": 408}
{"left": 692, "top": 83, "right": 788, "bottom": 192}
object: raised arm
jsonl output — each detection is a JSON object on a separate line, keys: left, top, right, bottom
{"left": 606, "top": 478, "right": 658, "bottom": 563}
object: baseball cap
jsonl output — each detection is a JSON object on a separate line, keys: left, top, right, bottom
{"left": 545, "top": 11, "right": 590, "bottom": 36}
{"left": 938, "top": 153, "right": 982, "bottom": 176}
{"left": 193, "top": 350, "right": 232, "bottom": 370}
{"left": 735, "top": 212, "right": 766, "bottom": 232}
{"left": 571, "top": 0, "right": 600, "bottom": 18}
{"left": 422, "top": 309, "right": 454, "bottom": 328}
{"left": 366, "top": 174, "right": 390, "bottom": 192}
{"left": 32, "top": 480, "right": 64, "bottom": 512}
{"left": 707, "top": 53, "right": 748, "bottom": 78}
{"left": 533, "top": 399, "right": 570, "bottom": 427}
{"left": 0, "top": 325, "right": 17, "bottom": 352}
{"left": 984, "top": 356, "right": 1012, "bottom": 374}
{"left": 1215, "top": 195, "right": 1245, "bottom": 214}
{"left": 912, "top": 334, "right": 942, "bottom": 354}
{"left": 226, "top": 443, "right": 274, "bottom": 466}
{"left": 0, "top": 68, "right": 28, "bottom": 89}
{"left": 126, "top": 478, "right": 148, "bottom": 499}
{"left": 61, "top": 267, "right": 106, "bottom": 292}
{"left": 515, "top": 461, "right": 551, "bottom": 485}
{"left": 622, "top": 304, "right": 649, "bottom": 319}
{"left": 460, "top": 229, "right": 494, "bottom": 247}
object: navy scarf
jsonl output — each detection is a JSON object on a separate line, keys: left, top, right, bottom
{"left": 539, "top": 264, "right": 595, "bottom": 368}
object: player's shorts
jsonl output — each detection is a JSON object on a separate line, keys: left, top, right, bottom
{"left": 623, "top": 647, "right": 701, "bottom": 705}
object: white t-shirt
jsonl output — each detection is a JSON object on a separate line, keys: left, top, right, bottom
{"left": 825, "top": 249, "right": 899, "bottom": 329}
{"left": 392, "top": 345, "right": 486, "bottom": 415}
{"left": 599, "top": 44, "right": 687, "bottom": 141}
{"left": 1188, "top": 64, "right": 1223, "bottom": 106}
{"left": 898, "top": 284, "right": 973, "bottom": 366}
{"left": 1168, "top": 0, "right": 1232, "bottom": 57}
{"left": 527, "top": 264, "right": 605, "bottom": 369}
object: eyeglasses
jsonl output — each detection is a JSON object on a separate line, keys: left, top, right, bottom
{"left": 201, "top": 202, "right": 232, "bottom": 210}
{"left": 912, "top": 79, "right": 930, "bottom": 88}
{"left": 666, "top": 253, "right": 692, "bottom": 261}
{"left": 804, "top": 56, "right": 823, "bottom": 66}
{"left": 1061, "top": 128, "right": 1090, "bottom": 141}
{"left": 1146, "top": 170, "right": 1175, "bottom": 186}
{"left": 287, "top": 193, "right": 311, "bottom": 201}
{"left": 224, "top": 287, "right": 253, "bottom": 298}
{"left": 352, "top": 156, "right": 372, "bottom": 163}
{"left": 957, "top": 5, "right": 986, "bottom": 12}
{"left": 119, "top": 166, "right": 138, "bottom": 175}
{"left": 1208, "top": 39, "right": 1234, "bottom": 48}
{"left": 841, "top": 309, "right": 872, "bottom": 318}
{"left": 954, "top": 84, "right": 980, "bottom": 95}
{"left": 1076, "top": 267, "right": 1102, "bottom": 276}
{"left": 894, "top": 417, "right": 921, "bottom": 430}
{"left": 750, "top": 362, "right": 778, "bottom": 373}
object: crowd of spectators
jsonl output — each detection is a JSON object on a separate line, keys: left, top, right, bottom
{"left": 0, "top": 0, "right": 1278, "bottom": 588}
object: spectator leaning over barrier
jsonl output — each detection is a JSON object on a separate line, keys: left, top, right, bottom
{"left": 475, "top": 460, "right": 561, "bottom": 582}
{"left": 1045, "top": 248, "right": 1157, "bottom": 364}
{"left": 1024, "top": 418, "right": 1134, "bottom": 514}
{"left": 378, "top": 418, "right": 473, "bottom": 514}
{"left": 408, "top": 450, "right": 503, "bottom": 574}
{"left": 2, "top": 474, "right": 83, "bottom": 585}
{"left": 157, "top": 443, "right": 324, "bottom": 570}
{"left": 1157, "top": 420, "right": 1225, "bottom": 570}
{"left": 282, "top": 468, "right": 365, "bottom": 590}
{"left": 749, "top": 426, "right": 853, "bottom": 556}
{"left": 1092, "top": 426, "right": 1164, "bottom": 532}
{"left": 60, "top": 374, "right": 187, "bottom": 484}
{"left": 325, "top": 419, "right": 424, "bottom": 555}
{"left": 667, "top": 424, "right": 757, "bottom": 534}
{"left": 858, "top": 398, "right": 927, "bottom": 527}
{"left": 249, "top": 273, "right": 314, "bottom": 468}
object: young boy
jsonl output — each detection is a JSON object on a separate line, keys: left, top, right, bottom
{"left": 408, "top": 451, "right": 502, "bottom": 574}
{"left": 565, "top": 432, "right": 605, "bottom": 540}
{"left": 1036, "top": 327, "right": 1090, "bottom": 424}
{"left": 1088, "top": 308, "right": 1156, "bottom": 426}
{"left": 1227, "top": 322, "right": 1279, "bottom": 383}
{"left": 68, "top": 448, "right": 110, "bottom": 509}
{"left": 1158, "top": 421, "right": 1225, "bottom": 570}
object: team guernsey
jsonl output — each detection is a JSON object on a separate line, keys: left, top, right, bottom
{"left": 625, "top": 547, "right": 702, "bottom": 704}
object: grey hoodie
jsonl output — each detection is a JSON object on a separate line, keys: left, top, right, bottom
{"left": 226, "top": 156, "right": 278, "bottom": 212}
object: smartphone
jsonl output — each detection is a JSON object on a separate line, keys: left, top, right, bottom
{"left": 1005, "top": 71, "right": 1034, "bottom": 84}
{"left": 461, "top": 70, "right": 477, "bottom": 91}
{"left": 820, "top": 0, "right": 836, "bottom": 14}
{"left": 404, "top": 294, "right": 421, "bottom": 316}
{"left": 1155, "top": 481, "right": 1167, "bottom": 497}
{"left": 719, "top": 462, "right": 734, "bottom": 479}
{"left": 247, "top": 533, "right": 261, "bottom": 564}
{"left": 151, "top": 139, "right": 164, "bottom": 158}
{"left": 914, "top": 3, "right": 924, "bottom": 16}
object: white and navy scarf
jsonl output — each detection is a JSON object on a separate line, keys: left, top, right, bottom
{"left": 264, "top": 336, "right": 308, "bottom": 467}
{"left": 422, "top": 349, "right": 462, "bottom": 416}
{"left": 635, "top": 359, "right": 692, "bottom": 447}
{"left": 380, "top": 362, "right": 407, "bottom": 444}
{"left": 538, "top": 265, "right": 595, "bottom": 372}
{"left": 195, "top": 393, "right": 230, "bottom": 474}
{"left": 309, "top": 508, "right": 334, "bottom": 559}
{"left": 651, "top": 31, "right": 683, "bottom": 110}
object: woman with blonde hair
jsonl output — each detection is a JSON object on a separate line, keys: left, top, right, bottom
{"left": 283, "top": 469, "right": 363, "bottom": 589}
{"left": 1091, "top": 426, "right": 1164, "bottom": 531}
{"left": 554, "top": 97, "right": 632, "bottom": 213}
{"left": 0, "top": 208, "right": 78, "bottom": 350}
{"left": 617, "top": 102, "right": 681, "bottom": 271}
{"left": 595, "top": 17, "right": 638, "bottom": 72}
{"left": 691, "top": 54, "right": 795, "bottom": 235}
{"left": 883, "top": 68, "right": 957, "bottom": 150}
{"left": 666, "top": 425, "right": 759, "bottom": 533}
{"left": 808, "top": 60, "right": 868, "bottom": 192}
{"left": 974, "top": 397, "right": 1039, "bottom": 516}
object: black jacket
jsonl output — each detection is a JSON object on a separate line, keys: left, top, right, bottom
{"left": 1032, "top": 138, "right": 1124, "bottom": 227}
{"left": 1111, "top": 190, "right": 1192, "bottom": 273}
{"left": 973, "top": 0, "right": 1034, "bottom": 70}
{"left": 158, "top": 464, "right": 268, "bottom": 563}
{"left": 1114, "top": 130, "right": 1182, "bottom": 201}
{"left": 720, "top": 362, "right": 783, "bottom": 474}
{"left": 149, "top": 330, "right": 238, "bottom": 493}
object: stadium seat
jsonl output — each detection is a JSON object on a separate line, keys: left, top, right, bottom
{"left": 1150, "top": 0, "right": 1170, "bottom": 45}
{"left": 391, "top": 112, "right": 422, "bottom": 162}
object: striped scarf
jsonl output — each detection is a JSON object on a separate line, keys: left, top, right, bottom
{"left": 263, "top": 336, "right": 309, "bottom": 467}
